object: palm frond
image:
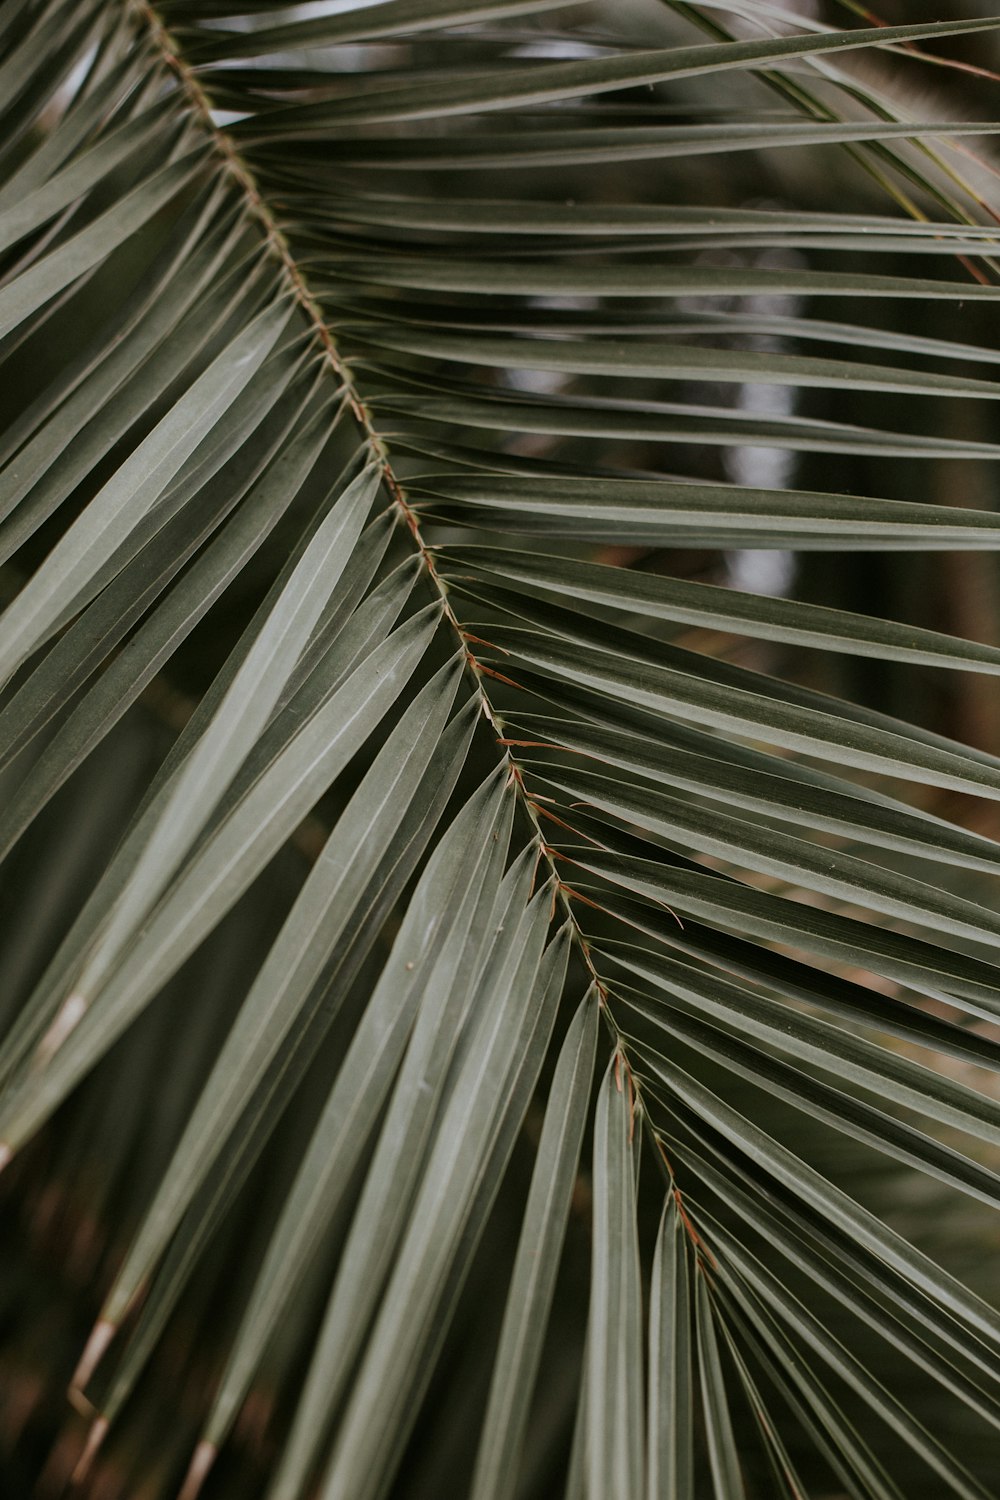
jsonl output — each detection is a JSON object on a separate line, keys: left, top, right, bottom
{"left": 3, "top": 1, "right": 1000, "bottom": 1496}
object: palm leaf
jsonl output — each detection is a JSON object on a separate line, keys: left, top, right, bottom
{"left": 2, "top": 1, "right": 1000, "bottom": 1496}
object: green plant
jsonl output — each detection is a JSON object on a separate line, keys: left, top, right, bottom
{"left": 3, "top": 1, "right": 1000, "bottom": 1495}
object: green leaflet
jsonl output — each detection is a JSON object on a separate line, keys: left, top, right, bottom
{"left": 313, "top": 118, "right": 1000, "bottom": 171}
{"left": 576, "top": 851, "right": 1000, "bottom": 1019}
{"left": 629, "top": 996, "right": 1000, "bottom": 1207}
{"left": 540, "top": 762, "right": 1000, "bottom": 948}
{"left": 0, "top": 200, "right": 248, "bottom": 526}
{"left": 94, "top": 703, "right": 482, "bottom": 1433}
{"left": 696, "top": 1273, "right": 748, "bottom": 1500}
{"left": 304, "top": 192, "right": 1000, "bottom": 241}
{"left": 0, "top": 387, "right": 340, "bottom": 857}
{"left": 713, "top": 1318, "right": 808, "bottom": 1500}
{"left": 264, "top": 840, "right": 539, "bottom": 1497}
{"left": 587, "top": 1054, "right": 646, "bottom": 1500}
{"left": 350, "top": 327, "right": 1000, "bottom": 407}
{"left": 644, "top": 1054, "right": 1000, "bottom": 1358}
{"left": 190, "top": 771, "right": 513, "bottom": 1471}
{"left": 95, "top": 656, "right": 466, "bottom": 1331}
{"left": 647, "top": 1198, "right": 694, "bottom": 1500}
{"left": 0, "top": 48, "right": 151, "bottom": 207}
{"left": 372, "top": 916, "right": 575, "bottom": 1498}
{"left": 231, "top": 18, "right": 1000, "bottom": 126}
{"left": 705, "top": 1226, "right": 995, "bottom": 1500}
{"left": 510, "top": 709, "right": 1000, "bottom": 880}
{"left": 0, "top": 149, "right": 209, "bottom": 341}
{"left": 375, "top": 389, "right": 1000, "bottom": 461}
{"left": 476, "top": 585, "right": 1000, "bottom": 778}
{"left": 62, "top": 454, "right": 383, "bottom": 1006}
{"left": 0, "top": 612, "right": 441, "bottom": 1157}
{"left": 0, "top": 2, "right": 106, "bottom": 174}
{"left": 709, "top": 1272, "right": 906, "bottom": 1500}
{"left": 332, "top": 253, "right": 1000, "bottom": 303}
{"left": 598, "top": 924, "right": 1000, "bottom": 1078}
{"left": 187, "top": 0, "right": 578, "bottom": 58}
{"left": 278, "top": 895, "right": 564, "bottom": 1500}
{"left": 0, "top": 464, "right": 391, "bottom": 1086}
{"left": 506, "top": 671, "right": 982, "bottom": 816}
{"left": 0, "top": 302, "right": 292, "bottom": 683}
{"left": 484, "top": 621, "right": 1000, "bottom": 798}
{"left": 0, "top": 96, "right": 183, "bottom": 256}
{"left": 319, "top": 922, "right": 570, "bottom": 1500}
{"left": 664, "top": 1123, "right": 1000, "bottom": 1427}
{"left": 443, "top": 546, "right": 1000, "bottom": 671}
{"left": 603, "top": 945, "right": 1000, "bottom": 1149}
{"left": 470, "top": 987, "right": 598, "bottom": 1500}
{"left": 426, "top": 475, "right": 1000, "bottom": 549}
